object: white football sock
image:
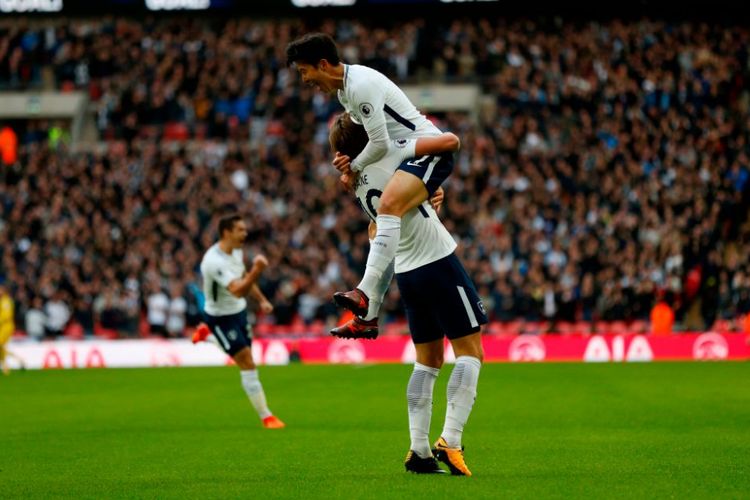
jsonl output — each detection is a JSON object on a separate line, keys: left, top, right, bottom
{"left": 357, "top": 215, "right": 401, "bottom": 301}
{"left": 363, "top": 248, "right": 394, "bottom": 321}
{"left": 240, "top": 369, "right": 272, "bottom": 419}
{"left": 441, "top": 356, "right": 481, "bottom": 448}
{"left": 407, "top": 362, "right": 440, "bottom": 458}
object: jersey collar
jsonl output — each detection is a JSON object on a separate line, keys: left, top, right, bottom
{"left": 216, "top": 243, "right": 233, "bottom": 257}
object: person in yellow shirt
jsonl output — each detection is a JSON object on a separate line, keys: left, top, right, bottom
{"left": 0, "top": 282, "right": 24, "bottom": 374}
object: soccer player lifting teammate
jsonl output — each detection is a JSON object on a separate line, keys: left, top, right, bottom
{"left": 287, "top": 33, "right": 455, "bottom": 339}
{"left": 197, "top": 214, "right": 285, "bottom": 429}
{"left": 329, "top": 113, "right": 486, "bottom": 475}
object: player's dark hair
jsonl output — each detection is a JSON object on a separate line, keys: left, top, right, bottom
{"left": 286, "top": 33, "right": 340, "bottom": 67}
{"left": 329, "top": 113, "right": 369, "bottom": 159}
{"left": 218, "top": 214, "right": 242, "bottom": 237}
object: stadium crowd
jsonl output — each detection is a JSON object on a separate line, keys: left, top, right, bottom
{"left": 1, "top": 17, "right": 749, "bottom": 337}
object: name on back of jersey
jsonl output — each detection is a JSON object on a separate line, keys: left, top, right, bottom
{"left": 355, "top": 173, "right": 369, "bottom": 189}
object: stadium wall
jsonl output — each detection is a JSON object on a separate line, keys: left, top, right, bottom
{"left": 5, "top": 333, "right": 748, "bottom": 369}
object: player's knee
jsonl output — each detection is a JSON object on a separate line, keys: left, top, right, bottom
{"left": 236, "top": 359, "right": 254, "bottom": 370}
{"left": 233, "top": 349, "right": 255, "bottom": 370}
{"left": 417, "top": 354, "right": 443, "bottom": 369}
{"left": 470, "top": 342, "right": 484, "bottom": 363}
{"left": 453, "top": 340, "right": 484, "bottom": 362}
{"left": 376, "top": 193, "right": 405, "bottom": 217}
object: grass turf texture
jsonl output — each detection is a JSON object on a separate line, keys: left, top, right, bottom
{"left": 1, "top": 362, "right": 748, "bottom": 499}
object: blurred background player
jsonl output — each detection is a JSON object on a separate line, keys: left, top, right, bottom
{"left": 330, "top": 114, "right": 485, "bottom": 475}
{"left": 286, "top": 33, "right": 455, "bottom": 338}
{"left": 197, "top": 214, "right": 284, "bottom": 429}
{"left": 0, "top": 282, "right": 25, "bottom": 375}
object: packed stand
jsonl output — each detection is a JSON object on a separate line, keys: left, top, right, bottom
{"left": 1, "top": 17, "right": 749, "bottom": 338}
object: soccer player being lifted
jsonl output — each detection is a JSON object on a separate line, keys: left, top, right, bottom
{"left": 287, "top": 33, "right": 455, "bottom": 339}
{"left": 329, "top": 113, "right": 486, "bottom": 475}
{"left": 197, "top": 214, "right": 285, "bottom": 429}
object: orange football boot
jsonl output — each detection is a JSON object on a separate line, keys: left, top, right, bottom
{"left": 330, "top": 316, "right": 379, "bottom": 339}
{"left": 262, "top": 415, "right": 286, "bottom": 429}
{"left": 433, "top": 437, "right": 472, "bottom": 476}
{"left": 192, "top": 323, "right": 211, "bottom": 344}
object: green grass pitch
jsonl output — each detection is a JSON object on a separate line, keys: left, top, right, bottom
{"left": 1, "top": 362, "right": 748, "bottom": 499}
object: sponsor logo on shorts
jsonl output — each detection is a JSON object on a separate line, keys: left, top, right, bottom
{"left": 477, "top": 300, "right": 486, "bottom": 316}
{"left": 227, "top": 329, "right": 238, "bottom": 341}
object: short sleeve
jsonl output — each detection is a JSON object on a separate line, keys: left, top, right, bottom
{"left": 393, "top": 138, "right": 417, "bottom": 162}
{"left": 203, "top": 258, "right": 233, "bottom": 288}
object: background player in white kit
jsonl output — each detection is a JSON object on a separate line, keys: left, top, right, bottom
{"left": 199, "top": 214, "right": 285, "bottom": 429}
{"left": 329, "top": 114, "right": 486, "bottom": 476}
{"left": 287, "top": 33, "right": 454, "bottom": 338}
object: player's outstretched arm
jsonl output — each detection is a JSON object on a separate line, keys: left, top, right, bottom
{"left": 227, "top": 255, "right": 268, "bottom": 298}
{"left": 414, "top": 133, "right": 460, "bottom": 156}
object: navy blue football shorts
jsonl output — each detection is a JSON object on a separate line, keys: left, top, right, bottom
{"left": 203, "top": 310, "right": 252, "bottom": 356}
{"left": 396, "top": 152, "right": 454, "bottom": 198}
{"left": 395, "top": 253, "right": 488, "bottom": 344}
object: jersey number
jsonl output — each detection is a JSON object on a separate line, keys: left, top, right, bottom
{"left": 355, "top": 189, "right": 382, "bottom": 221}
{"left": 356, "top": 188, "right": 429, "bottom": 220}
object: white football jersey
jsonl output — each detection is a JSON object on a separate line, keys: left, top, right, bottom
{"left": 200, "top": 243, "right": 247, "bottom": 316}
{"left": 338, "top": 64, "right": 442, "bottom": 169}
{"left": 354, "top": 140, "right": 457, "bottom": 274}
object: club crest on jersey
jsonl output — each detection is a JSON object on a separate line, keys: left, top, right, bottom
{"left": 395, "top": 139, "right": 408, "bottom": 148}
{"left": 359, "top": 102, "right": 373, "bottom": 117}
